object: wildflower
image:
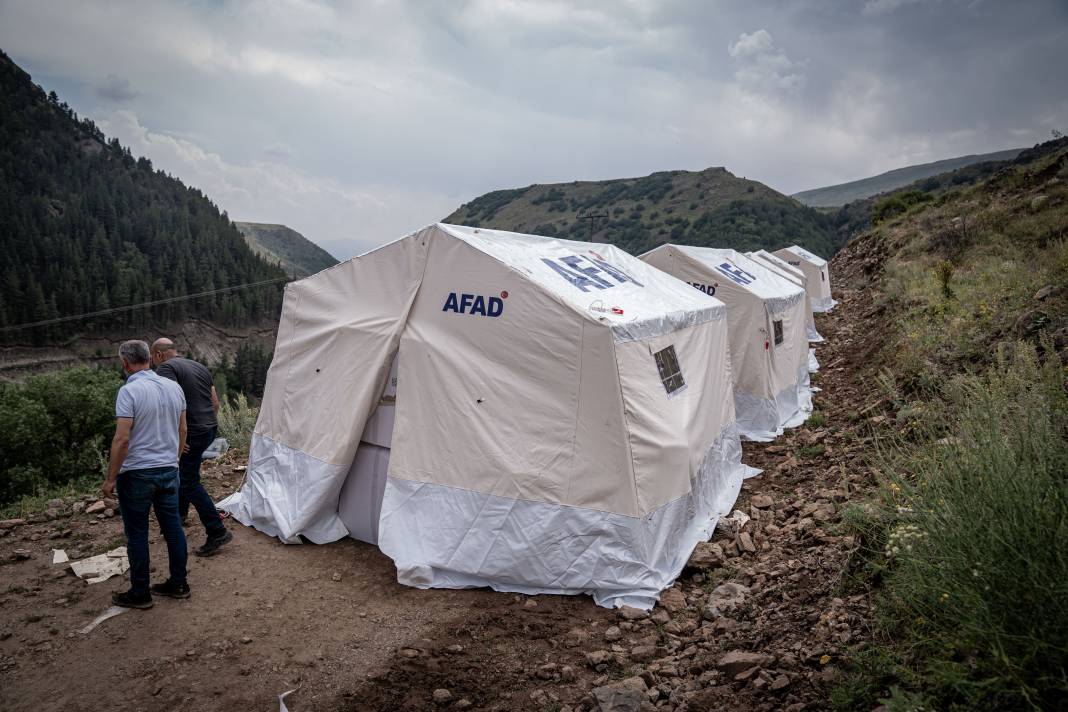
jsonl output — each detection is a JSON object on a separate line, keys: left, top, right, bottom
{"left": 940, "top": 592, "right": 949, "bottom": 602}
{"left": 819, "top": 654, "right": 832, "bottom": 666}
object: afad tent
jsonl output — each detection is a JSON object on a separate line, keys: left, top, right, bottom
{"left": 748, "top": 250, "right": 824, "bottom": 343}
{"left": 219, "top": 223, "right": 757, "bottom": 609}
{"left": 772, "top": 245, "right": 836, "bottom": 312}
{"left": 640, "top": 245, "right": 811, "bottom": 441}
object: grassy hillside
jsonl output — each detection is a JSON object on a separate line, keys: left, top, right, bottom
{"left": 234, "top": 222, "right": 338, "bottom": 277}
{"left": 0, "top": 49, "right": 285, "bottom": 344}
{"left": 828, "top": 139, "right": 1067, "bottom": 247}
{"left": 444, "top": 166, "right": 842, "bottom": 258}
{"left": 793, "top": 148, "right": 1024, "bottom": 207}
{"left": 830, "top": 137, "right": 1068, "bottom": 710}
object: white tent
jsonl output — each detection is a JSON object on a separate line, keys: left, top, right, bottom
{"left": 640, "top": 245, "right": 811, "bottom": 441}
{"left": 772, "top": 245, "right": 836, "bottom": 312}
{"left": 219, "top": 223, "right": 757, "bottom": 609}
{"left": 748, "top": 250, "right": 824, "bottom": 343}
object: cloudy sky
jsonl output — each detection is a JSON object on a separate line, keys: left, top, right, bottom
{"left": 1, "top": 0, "right": 1065, "bottom": 258}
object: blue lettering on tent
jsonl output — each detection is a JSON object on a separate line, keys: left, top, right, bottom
{"left": 542, "top": 258, "right": 602, "bottom": 292}
{"left": 443, "top": 292, "right": 505, "bottom": 317}
{"left": 542, "top": 254, "right": 644, "bottom": 292}
{"left": 589, "top": 255, "right": 643, "bottom": 287}
{"left": 715, "top": 262, "right": 757, "bottom": 286}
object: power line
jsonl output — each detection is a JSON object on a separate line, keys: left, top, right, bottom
{"left": 0, "top": 276, "right": 289, "bottom": 334}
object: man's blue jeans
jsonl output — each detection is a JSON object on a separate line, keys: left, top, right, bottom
{"left": 178, "top": 426, "right": 227, "bottom": 538}
{"left": 117, "top": 466, "right": 188, "bottom": 596}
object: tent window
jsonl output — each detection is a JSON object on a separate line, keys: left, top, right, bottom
{"left": 773, "top": 320, "right": 784, "bottom": 346}
{"left": 653, "top": 345, "right": 685, "bottom": 396}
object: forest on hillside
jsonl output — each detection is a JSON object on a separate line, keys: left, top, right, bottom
{"left": 0, "top": 50, "right": 285, "bottom": 344}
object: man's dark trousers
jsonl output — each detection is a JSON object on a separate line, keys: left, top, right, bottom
{"left": 117, "top": 467, "right": 187, "bottom": 596}
{"left": 179, "top": 426, "right": 227, "bottom": 537}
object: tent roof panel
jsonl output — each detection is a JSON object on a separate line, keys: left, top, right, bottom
{"left": 645, "top": 244, "right": 804, "bottom": 302}
{"left": 439, "top": 223, "right": 726, "bottom": 340}
{"left": 783, "top": 245, "right": 828, "bottom": 267}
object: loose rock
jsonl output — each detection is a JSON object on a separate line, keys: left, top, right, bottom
{"left": 703, "top": 582, "right": 750, "bottom": 620}
{"left": 432, "top": 688, "right": 452, "bottom": 705}
{"left": 591, "top": 675, "right": 647, "bottom": 712}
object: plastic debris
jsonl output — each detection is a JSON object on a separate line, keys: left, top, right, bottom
{"left": 79, "top": 605, "right": 130, "bottom": 634}
{"left": 52, "top": 549, "right": 69, "bottom": 564}
{"left": 69, "top": 546, "right": 129, "bottom": 584}
{"left": 202, "top": 437, "right": 230, "bottom": 460}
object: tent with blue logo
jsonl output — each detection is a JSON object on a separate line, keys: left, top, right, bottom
{"left": 748, "top": 249, "right": 824, "bottom": 343}
{"left": 772, "top": 245, "right": 836, "bottom": 312}
{"left": 640, "top": 245, "right": 812, "bottom": 441}
{"left": 219, "top": 223, "right": 757, "bottom": 609}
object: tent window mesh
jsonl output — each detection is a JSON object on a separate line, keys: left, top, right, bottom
{"left": 653, "top": 345, "right": 685, "bottom": 395}
{"left": 773, "top": 320, "right": 784, "bottom": 346}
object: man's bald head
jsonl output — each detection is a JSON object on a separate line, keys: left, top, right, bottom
{"left": 151, "top": 338, "right": 178, "bottom": 366}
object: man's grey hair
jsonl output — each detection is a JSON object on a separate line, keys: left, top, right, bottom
{"left": 118, "top": 339, "right": 150, "bottom": 365}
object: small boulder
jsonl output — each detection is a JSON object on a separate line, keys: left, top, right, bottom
{"left": 750, "top": 494, "right": 773, "bottom": 509}
{"left": 604, "top": 626, "right": 623, "bottom": 642}
{"left": 630, "top": 645, "right": 657, "bottom": 663}
{"left": 591, "top": 676, "right": 647, "bottom": 712}
{"left": 85, "top": 501, "right": 107, "bottom": 515}
{"left": 658, "top": 587, "right": 686, "bottom": 613}
{"left": 618, "top": 606, "right": 648, "bottom": 621}
{"left": 703, "top": 582, "right": 750, "bottom": 620}
{"left": 716, "top": 650, "right": 774, "bottom": 677}
{"left": 687, "top": 542, "right": 724, "bottom": 569}
{"left": 1034, "top": 284, "right": 1058, "bottom": 301}
{"left": 432, "top": 688, "right": 452, "bottom": 705}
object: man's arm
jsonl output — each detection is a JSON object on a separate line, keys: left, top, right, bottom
{"left": 210, "top": 386, "right": 220, "bottom": 415}
{"left": 102, "top": 417, "right": 133, "bottom": 498}
{"left": 178, "top": 410, "right": 188, "bottom": 456}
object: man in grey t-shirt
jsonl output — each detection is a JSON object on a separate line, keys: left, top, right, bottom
{"left": 102, "top": 340, "right": 191, "bottom": 609}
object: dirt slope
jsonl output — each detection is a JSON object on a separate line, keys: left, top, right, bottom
{"left": 0, "top": 250, "right": 886, "bottom": 711}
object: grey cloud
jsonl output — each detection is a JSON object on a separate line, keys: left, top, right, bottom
{"left": 1, "top": 0, "right": 1066, "bottom": 258}
{"left": 93, "top": 73, "right": 138, "bottom": 102}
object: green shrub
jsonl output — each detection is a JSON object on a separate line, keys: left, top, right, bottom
{"left": 0, "top": 367, "right": 121, "bottom": 506}
{"left": 847, "top": 342, "right": 1068, "bottom": 709}
{"left": 218, "top": 392, "right": 258, "bottom": 452}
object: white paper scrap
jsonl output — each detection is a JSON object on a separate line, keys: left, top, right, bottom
{"left": 79, "top": 605, "right": 130, "bottom": 634}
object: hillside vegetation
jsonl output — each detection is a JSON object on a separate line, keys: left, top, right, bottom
{"left": 444, "top": 167, "right": 842, "bottom": 257}
{"left": 235, "top": 221, "right": 338, "bottom": 277}
{"left": 832, "top": 137, "right": 1068, "bottom": 710}
{"left": 793, "top": 148, "right": 1023, "bottom": 207}
{"left": 0, "top": 50, "right": 285, "bottom": 344}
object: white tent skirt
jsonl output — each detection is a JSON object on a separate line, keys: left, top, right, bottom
{"left": 377, "top": 424, "right": 758, "bottom": 610}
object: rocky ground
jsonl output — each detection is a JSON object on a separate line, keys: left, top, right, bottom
{"left": 0, "top": 250, "right": 887, "bottom": 711}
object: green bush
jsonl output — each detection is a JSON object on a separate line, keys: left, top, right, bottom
{"left": 0, "top": 367, "right": 121, "bottom": 506}
{"left": 218, "top": 392, "right": 258, "bottom": 452}
{"left": 845, "top": 342, "right": 1068, "bottom": 709}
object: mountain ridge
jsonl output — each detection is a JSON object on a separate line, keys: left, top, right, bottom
{"left": 234, "top": 221, "right": 338, "bottom": 278}
{"left": 444, "top": 166, "right": 843, "bottom": 258}
{"left": 793, "top": 148, "right": 1025, "bottom": 207}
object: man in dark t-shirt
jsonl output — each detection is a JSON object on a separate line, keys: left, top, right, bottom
{"left": 152, "top": 338, "right": 232, "bottom": 557}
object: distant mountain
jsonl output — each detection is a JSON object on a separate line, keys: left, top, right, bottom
{"left": 0, "top": 49, "right": 285, "bottom": 345}
{"left": 234, "top": 222, "right": 337, "bottom": 278}
{"left": 444, "top": 167, "right": 842, "bottom": 258}
{"left": 793, "top": 149, "right": 1025, "bottom": 207}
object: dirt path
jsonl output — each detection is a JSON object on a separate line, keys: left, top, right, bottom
{"left": 1, "top": 252, "right": 881, "bottom": 711}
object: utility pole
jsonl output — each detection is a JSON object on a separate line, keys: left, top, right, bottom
{"left": 580, "top": 212, "right": 609, "bottom": 243}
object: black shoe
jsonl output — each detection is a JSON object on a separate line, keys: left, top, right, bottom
{"left": 112, "top": 590, "right": 154, "bottom": 609}
{"left": 150, "top": 580, "right": 191, "bottom": 599}
{"left": 195, "top": 529, "right": 233, "bottom": 557}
